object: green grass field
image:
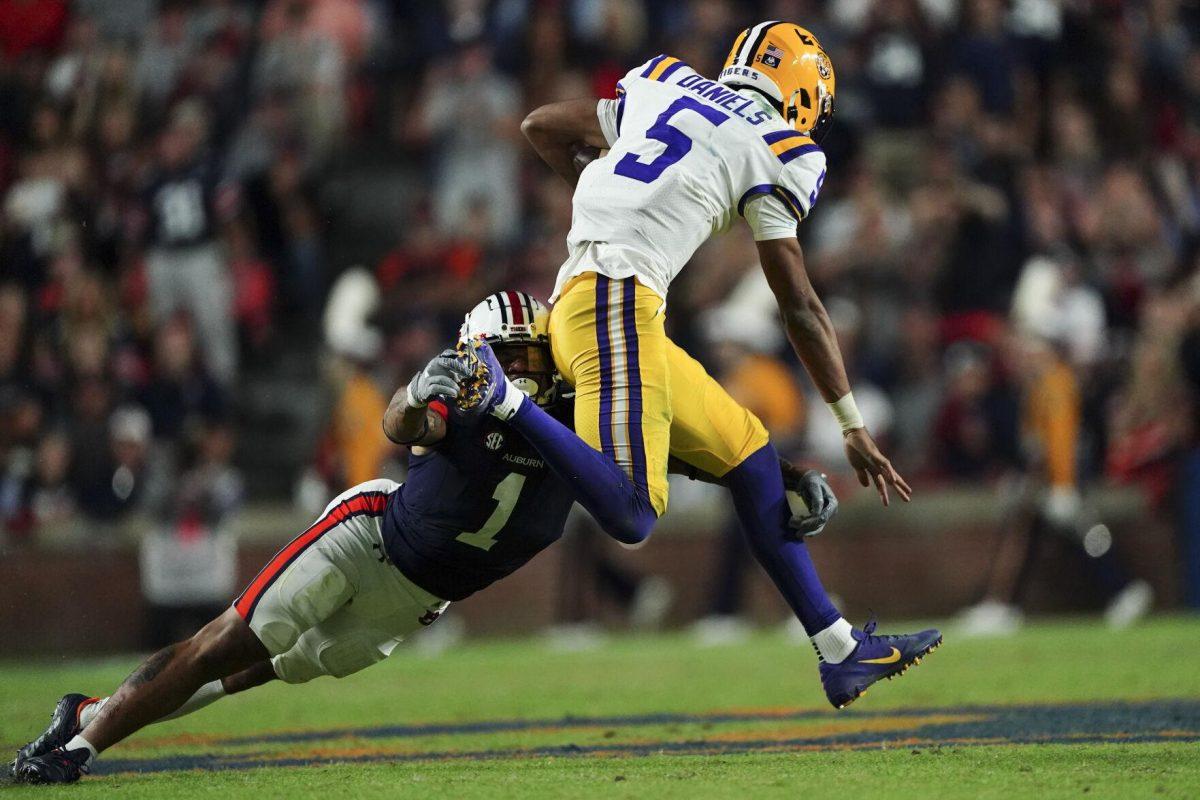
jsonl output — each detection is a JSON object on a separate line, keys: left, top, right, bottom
{"left": 3, "top": 616, "right": 1200, "bottom": 799}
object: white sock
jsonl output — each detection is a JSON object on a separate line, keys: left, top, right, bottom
{"left": 63, "top": 734, "right": 97, "bottom": 764}
{"left": 82, "top": 679, "right": 227, "bottom": 731}
{"left": 160, "top": 679, "right": 227, "bottom": 722}
{"left": 78, "top": 697, "right": 107, "bottom": 728}
{"left": 810, "top": 618, "right": 857, "bottom": 664}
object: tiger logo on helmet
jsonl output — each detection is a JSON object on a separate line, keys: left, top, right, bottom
{"left": 458, "top": 291, "right": 562, "bottom": 407}
{"left": 718, "top": 21, "right": 836, "bottom": 140}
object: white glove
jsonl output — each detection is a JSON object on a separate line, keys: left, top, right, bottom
{"left": 406, "top": 349, "right": 472, "bottom": 408}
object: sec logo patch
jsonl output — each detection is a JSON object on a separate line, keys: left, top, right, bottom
{"left": 485, "top": 432, "right": 504, "bottom": 451}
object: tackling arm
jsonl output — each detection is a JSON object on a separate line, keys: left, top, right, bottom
{"left": 521, "top": 98, "right": 611, "bottom": 187}
{"left": 382, "top": 387, "right": 447, "bottom": 447}
{"left": 756, "top": 236, "right": 911, "bottom": 505}
{"left": 385, "top": 348, "right": 477, "bottom": 447}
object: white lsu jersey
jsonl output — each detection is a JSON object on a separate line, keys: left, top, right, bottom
{"left": 551, "top": 54, "right": 828, "bottom": 302}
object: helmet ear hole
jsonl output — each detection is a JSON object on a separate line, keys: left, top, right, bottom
{"left": 797, "top": 88, "right": 812, "bottom": 109}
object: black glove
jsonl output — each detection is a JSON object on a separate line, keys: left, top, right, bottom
{"left": 785, "top": 469, "right": 838, "bottom": 537}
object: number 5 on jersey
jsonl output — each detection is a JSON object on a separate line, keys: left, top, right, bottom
{"left": 614, "top": 96, "right": 728, "bottom": 184}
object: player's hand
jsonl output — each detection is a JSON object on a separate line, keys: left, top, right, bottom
{"left": 468, "top": 339, "right": 525, "bottom": 421}
{"left": 843, "top": 427, "right": 912, "bottom": 507}
{"left": 570, "top": 142, "right": 601, "bottom": 173}
{"left": 407, "top": 349, "right": 473, "bottom": 406}
{"left": 785, "top": 469, "right": 838, "bottom": 537}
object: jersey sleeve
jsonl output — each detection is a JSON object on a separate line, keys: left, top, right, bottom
{"left": 622, "top": 54, "right": 692, "bottom": 86}
{"left": 597, "top": 98, "right": 620, "bottom": 147}
{"left": 738, "top": 133, "right": 828, "bottom": 237}
{"left": 777, "top": 148, "right": 828, "bottom": 221}
{"left": 743, "top": 193, "right": 801, "bottom": 240}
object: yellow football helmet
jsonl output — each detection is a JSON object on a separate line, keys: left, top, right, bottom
{"left": 718, "top": 21, "right": 836, "bottom": 139}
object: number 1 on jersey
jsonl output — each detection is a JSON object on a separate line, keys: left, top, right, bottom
{"left": 614, "top": 96, "right": 728, "bottom": 184}
{"left": 456, "top": 473, "right": 526, "bottom": 551}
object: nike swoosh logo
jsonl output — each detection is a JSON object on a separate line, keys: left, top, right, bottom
{"left": 858, "top": 647, "right": 901, "bottom": 665}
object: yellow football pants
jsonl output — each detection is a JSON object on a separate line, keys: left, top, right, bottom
{"left": 549, "top": 272, "right": 770, "bottom": 516}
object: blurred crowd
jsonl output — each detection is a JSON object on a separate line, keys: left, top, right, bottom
{"left": 0, "top": 0, "right": 1197, "bottom": 614}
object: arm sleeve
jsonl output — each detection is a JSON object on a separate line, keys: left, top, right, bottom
{"left": 597, "top": 98, "right": 620, "bottom": 147}
{"left": 507, "top": 400, "right": 656, "bottom": 545}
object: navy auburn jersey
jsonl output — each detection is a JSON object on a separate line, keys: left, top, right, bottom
{"left": 382, "top": 398, "right": 577, "bottom": 601}
{"left": 144, "top": 157, "right": 220, "bottom": 249}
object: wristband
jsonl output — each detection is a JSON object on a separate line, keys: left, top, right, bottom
{"left": 826, "top": 392, "right": 864, "bottom": 434}
{"left": 405, "top": 375, "right": 425, "bottom": 409}
{"left": 490, "top": 379, "right": 526, "bottom": 421}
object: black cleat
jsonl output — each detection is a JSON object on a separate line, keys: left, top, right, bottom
{"left": 9, "top": 693, "right": 99, "bottom": 776}
{"left": 14, "top": 746, "right": 92, "bottom": 785}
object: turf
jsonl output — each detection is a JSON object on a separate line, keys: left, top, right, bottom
{"left": 2, "top": 616, "right": 1199, "bottom": 798}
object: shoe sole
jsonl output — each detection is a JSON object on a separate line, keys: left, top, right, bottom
{"left": 835, "top": 636, "right": 943, "bottom": 710}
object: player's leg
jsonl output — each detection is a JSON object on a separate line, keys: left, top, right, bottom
{"left": 12, "top": 607, "right": 274, "bottom": 784}
{"left": 664, "top": 341, "right": 940, "bottom": 708}
{"left": 663, "top": 340, "right": 844, "bottom": 632}
{"left": 78, "top": 608, "right": 270, "bottom": 754}
{"left": 507, "top": 272, "right": 671, "bottom": 543}
{"left": 71, "top": 659, "right": 278, "bottom": 738}
{"left": 267, "top": 506, "right": 451, "bottom": 686}
{"left": 14, "top": 482, "right": 394, "bottom": 784}
{"left": 221, "top": 660, "right": 279, "bottom": 694}
{"left": 9, "top": 658, "right": 276, "bottom": 780}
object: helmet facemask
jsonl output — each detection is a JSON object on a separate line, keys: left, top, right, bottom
{"left": 458, "top": 291, "right": 563, "bottom": 407}
{"left": 490, "top": 340, "right": 559, "bottom": 406}
{"left": 785, "top": 80, "right": 835, "bottom": 140}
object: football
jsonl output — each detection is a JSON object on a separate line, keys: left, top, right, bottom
{"left": 571, "top": 142, "right": 602, "bottom": 173}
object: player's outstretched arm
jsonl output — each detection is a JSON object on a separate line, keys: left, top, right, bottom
{"left": 756, "top": 236, "right": 912, "bottom": 506}
{"left": 521, "top": 98, "right": 609, "bottom": 187}
{"left": 383, "top": 350, "right": 468, "bottom": 447}
{"left": 464, "top": 340, "right": 657, "bottom": 545}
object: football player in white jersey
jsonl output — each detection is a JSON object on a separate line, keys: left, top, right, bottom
{"left": 519, "top": 22, "right": 941, "bottom": 708}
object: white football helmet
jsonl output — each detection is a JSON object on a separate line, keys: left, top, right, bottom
{"left": 459, "top": 291, "right": 561, "bottom": 406}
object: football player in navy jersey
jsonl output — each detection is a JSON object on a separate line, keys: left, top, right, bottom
{"left": 12, "top": 291, "right": 837, "bottom": 784}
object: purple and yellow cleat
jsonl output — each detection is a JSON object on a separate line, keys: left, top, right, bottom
{"left": 820, "top": 619, "right": 942, "bottom": 709}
